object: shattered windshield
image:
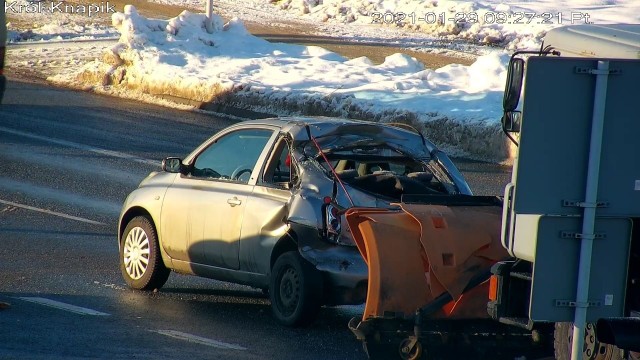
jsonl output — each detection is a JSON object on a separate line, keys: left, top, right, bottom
{"left": 310, "top": 143, "right": 459, "bottom": 201}
{"left": 289, "top": 122, "right": 460, "bottom": 201}
{"left": 291, "top": 122, "right": 434, "bottom": 160}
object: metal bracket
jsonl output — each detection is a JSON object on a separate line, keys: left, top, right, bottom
{"left": 562, "top": 200, "right": 609, "bottom": 208}
{"left": 555, "top": 300, "right": 601, "bottom": 308}
{"left": 561, "top": 231, "right": 606, "bottom": 240}
{"left": 575, "top": 67, "right": 621, "bottom": 75}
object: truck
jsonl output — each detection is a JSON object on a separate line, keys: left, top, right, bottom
{"left": 346, "top": 24, "right": 640, "bottom": 360}
{"left": 490, "top": 24, "right": 640, "bottom": 360}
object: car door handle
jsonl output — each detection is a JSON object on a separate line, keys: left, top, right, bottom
{"left": 227, "top": 197, "right": 242, "bottom": 207}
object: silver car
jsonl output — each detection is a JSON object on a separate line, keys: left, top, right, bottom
{"left": 117, "top": 117, "right": 472, "bottom": 326}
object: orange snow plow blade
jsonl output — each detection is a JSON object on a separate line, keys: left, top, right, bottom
{"left": 345, "top": 200, "right": 509, "bottom": 321}
{"left": 346, "top": 208, "right": 432, "bottom": 320}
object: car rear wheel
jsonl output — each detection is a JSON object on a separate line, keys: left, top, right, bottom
{"left": 269, "top": 251, "right": 323, "bottom": 327}
{"left": 554, "top": 322, "right": 623, "bottom": 360}
{"left": 120, "top": 216, "right": 170, "bottom": 291}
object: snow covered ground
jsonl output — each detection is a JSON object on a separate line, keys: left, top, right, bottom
{"left": 148, "top": 0, "right": 640, "bottom": 50}
{"left": 6, "top": 0, "right": 640, "bottom": 162}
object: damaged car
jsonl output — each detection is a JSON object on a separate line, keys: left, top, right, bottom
{"left": 117, "top": 117, "right": 472, "bottom": 326}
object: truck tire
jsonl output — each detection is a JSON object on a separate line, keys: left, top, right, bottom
{"left": 554, "top": 322, "right": 623, "bottom": 360}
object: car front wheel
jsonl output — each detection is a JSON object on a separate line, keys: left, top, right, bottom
{"left": 269, "top": 251, "right": 323, "bottom": 327}
{"left": 120, "top": 216, "right": 170, "bottom": 291}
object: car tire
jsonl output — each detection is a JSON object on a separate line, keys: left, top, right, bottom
{"left": 269, "top": 251, "right": 323, "bottom": 327}
{"left": 120, "top": 216, "right": 170, "bottom": 291}
{"left": 554, "top": 322, "right": 623, "bottom": 360}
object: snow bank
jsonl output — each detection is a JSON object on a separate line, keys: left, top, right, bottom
{"left": 53, "top": 6, "right": 516, "bottom": 162}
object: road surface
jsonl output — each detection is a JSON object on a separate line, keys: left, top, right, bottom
{"left": 0, "top": 78, "right": 516, "bottom": 359}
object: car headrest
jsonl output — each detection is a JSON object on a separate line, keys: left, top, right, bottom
{"left": 336, "top": 169, "right": 359, "bottom": 179}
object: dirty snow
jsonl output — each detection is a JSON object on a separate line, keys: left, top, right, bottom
{"left": 144, "top": 0, "right": 640, "bottom": 50}
{"left": 48, "top": 6, "right": 513, "bottom": 160}
{"left": 260, "top": 0, "right": 640, "bottom": 49}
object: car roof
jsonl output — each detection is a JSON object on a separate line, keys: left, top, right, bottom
{"left": 232, "top": 116, "right": 437, "bottom": 157}
{"left": 238, "top": 116, "right": 371, "bottom": 128}
{"left": 237, "top": 116, "right": 426, "bottom": 139}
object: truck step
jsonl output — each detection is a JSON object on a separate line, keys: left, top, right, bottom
{"left": 499, "top": 317, "right": 534, "bottom": 330}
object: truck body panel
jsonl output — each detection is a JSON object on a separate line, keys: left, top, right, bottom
{"left": 496, "top": 24, "right": 640, "bottom": 357}
{"left": 501, "top": 57, "right": 640, "bottom": 323}
{"left": 544, "top": 24, "right": 640, "bottom": 59}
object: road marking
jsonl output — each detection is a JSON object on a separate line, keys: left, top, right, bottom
{"left": 0, "top": 198, "right": 107, "bottom": 226}
{"left": 17, "top": 297, "right": 110, "bottom": 316}
{"left": 0, "top": 126, "right": 158, "bottom": 166}
{"left": 153, "top": 330, "right": 247, "bottom": 351}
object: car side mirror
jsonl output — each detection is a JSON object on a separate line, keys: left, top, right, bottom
{"left": 162, "top": 157, "right": 183, "bottom": 173}
{"left": 502, "top": 111, "right": 522, "bottom": 133}
{"left": 503, "top": 57, "right": 524, "bottom": 112}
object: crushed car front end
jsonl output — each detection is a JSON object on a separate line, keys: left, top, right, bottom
{"left": 281, "top": 118, "right": 474, "bottom": 306}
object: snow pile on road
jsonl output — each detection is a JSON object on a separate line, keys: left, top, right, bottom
{"left": 52, "top": 6, "right": 514, "bottom": 162}
{"left": 265, "top": 0, "right": 640, "bottom": 49}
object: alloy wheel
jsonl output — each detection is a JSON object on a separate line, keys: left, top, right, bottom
{"left": 123, "top": 226, "right": 150, "bottom": 280}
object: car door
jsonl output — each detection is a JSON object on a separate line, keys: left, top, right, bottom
{"left": 238, "top": 137, "right": 294, "bottom": 275}
{"left": 160, "top": 127, "right": 275, "bottom": 269}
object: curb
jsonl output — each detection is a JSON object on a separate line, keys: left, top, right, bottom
{"left": 62, "top": 61, "right": 514, "bottom": 163}
{"left": 153, "top": 93, "right": 277, "bottom": 119}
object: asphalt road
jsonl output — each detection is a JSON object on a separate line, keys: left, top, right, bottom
{"left": 0, "top": 79, "right": 514, "bottom": 360}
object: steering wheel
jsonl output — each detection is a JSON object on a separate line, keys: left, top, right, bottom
{"left": 231, "top": 165, "right": 252, "bottom": 181}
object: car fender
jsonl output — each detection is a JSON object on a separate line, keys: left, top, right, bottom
{"left": 118, "top": 171, "right": 177, "bottom": 266}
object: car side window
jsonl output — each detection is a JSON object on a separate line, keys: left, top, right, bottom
{"left": 260, "top": 138, "right": 291, "bottom": 186}
{"left": 192, "top": 129, "right": 273, "bottom": 183}
{"left": 261, "top": 138, "right": 297, "bottom": 188}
